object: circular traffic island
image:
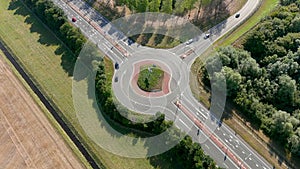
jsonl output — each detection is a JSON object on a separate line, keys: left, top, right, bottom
{"left": 137, "top": 65, "right": 164, "bottom": 92}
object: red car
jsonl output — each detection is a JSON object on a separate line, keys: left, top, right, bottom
{"left": 72, "top": 17, "right": 77, "bottom": 22}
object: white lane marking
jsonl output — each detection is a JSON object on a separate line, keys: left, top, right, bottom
{"left": 179, "top": 119, "right": 190, "bottom": 130}
{"left": 245, "top": 153, "right": 251, "bottom": 160}
{"left": 181, "top": 95, "right": 208, "bottom": 119}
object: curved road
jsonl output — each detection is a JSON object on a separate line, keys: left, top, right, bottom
{"left": 52, "top": 0, "right": 273, "bottom": 168}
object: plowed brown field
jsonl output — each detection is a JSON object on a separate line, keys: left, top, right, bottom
{"left": 0, "top": 55, "right": 85, "bottom": 169}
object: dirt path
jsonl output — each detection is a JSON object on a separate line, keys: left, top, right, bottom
{"left": 0, "top": 55, "right": 85, "bottom": 169}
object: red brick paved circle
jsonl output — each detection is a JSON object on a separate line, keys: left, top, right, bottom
{"left": 131, "top": 60, "right": 171, "bottom": 97}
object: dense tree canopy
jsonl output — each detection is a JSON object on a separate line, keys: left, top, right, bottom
{"left": 202, "top": 0, "right": 300, "bottom": 155}
{"left": 117, "top": 0, "right": 198, "bottom": 15}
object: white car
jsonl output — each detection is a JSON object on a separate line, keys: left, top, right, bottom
{"left": 185, "top": 39, "right": 193, "bottom": 45}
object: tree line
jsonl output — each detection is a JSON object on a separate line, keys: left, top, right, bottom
{"left": 116, "top": 0, "right": 197, "bottom": 15}
{"left": 95, "top": 60, "right": 219, "bottom": 168}
{"left": 23, "top": 0, "right": 86, "bottom": 56}
{"left": 202, "top": 0, "right": 300, "bottom": 155}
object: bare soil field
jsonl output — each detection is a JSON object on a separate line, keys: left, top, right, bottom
{"left": 0, "top": 55, "right": 85, "bottom": 169}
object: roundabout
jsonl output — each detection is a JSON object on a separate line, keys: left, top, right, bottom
{"left": 69, "top": 0, "right": 273, "bottom": 167}
{"left": 113, "top": 48, "right": 189, "bottom": 117}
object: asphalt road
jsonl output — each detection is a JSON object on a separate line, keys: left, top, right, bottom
{"left": 52, "top": 0, "right": 273, "bottom": 168}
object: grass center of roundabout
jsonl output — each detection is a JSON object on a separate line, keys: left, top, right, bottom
{"left": 137, "top": 65, "right": 164, "bottom": 92}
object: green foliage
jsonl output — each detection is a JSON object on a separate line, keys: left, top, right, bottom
{"left": 203, "top": 7, "right": 300, "bottom": 152}
{"left": 244, "top": 3, "right": 300, "bottom": 62}
{"left": 149, "top": 0, "right": 161, "bottom": 12}
{"left": 23, "top": 0, "right": 86, "bottom": 56}
{"left": 290, "top": 15, "right": 300, "bottom": 32}
{"left": 280, "top": 0, "right": 300, "bottom": 6}
{"left": 137, "top": 66, "right": 164, "bottom": 92}
{"left": 275, "top": 75, "right": 297, "bottom": 109}
{"left": 161, "top": 0, "right": 173, "bottom": 14}
{"left": 170, "top": 136, "right": 219, "bottom": 169}
{"left": 201, "top": 1, "right": 300, "bottom": 156}
{"left": 118, "top": 0, "right": 197, "bottom": 15}
{"left": 211, "top": 66, "right": 242, "bottom": 98}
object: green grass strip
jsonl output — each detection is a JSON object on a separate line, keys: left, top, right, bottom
{"left": 216, "top": 0, "right": 279, "bottom": 46}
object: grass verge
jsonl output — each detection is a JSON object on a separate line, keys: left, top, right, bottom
{"left": 215, "top": 0, "right": 279, "bottom": 47}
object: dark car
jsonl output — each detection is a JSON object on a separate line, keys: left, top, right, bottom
{"left": 114, "top": 62, "right": 119, "bottom": 69}
{"left": 235, "top": 13, "right": 240, "bottom": 18}
{"left": 72, "top": 17, "right": 77, "bottom": 22}
{"left": 114, "top": 76, "right": 118, "bottom": 82}
{"left": 127, "top": 39, "right": 134, "bottom": 45}
{"left": 204, "top": 33, "right": 210, "bottom": 39}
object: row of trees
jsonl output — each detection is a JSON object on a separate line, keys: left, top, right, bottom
{"left": 202, "top": 0, "right": 300, "bottom": 155}
{"left": 24, "top": 0, "right": 86, "bottom": 56}
{"left": 116, "top": 0, "right": 197, "bottom": 15}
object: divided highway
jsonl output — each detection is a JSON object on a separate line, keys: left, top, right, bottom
{"left": 52, "top": 0, "right": 273, "bottom": 168}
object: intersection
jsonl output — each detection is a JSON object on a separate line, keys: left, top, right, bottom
{"left": 52, "top": 0, "right": 273, "bottom": 168}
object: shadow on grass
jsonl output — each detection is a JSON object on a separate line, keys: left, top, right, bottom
{"left": 8, "top": 0, "right": 76, "bottom": 76}
{"left": 68, "top": 42, "right": 186, "bottom": 168}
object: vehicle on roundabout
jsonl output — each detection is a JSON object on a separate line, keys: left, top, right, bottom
{"left": 115, "top": 62, "right": 119, "bottom": 69}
